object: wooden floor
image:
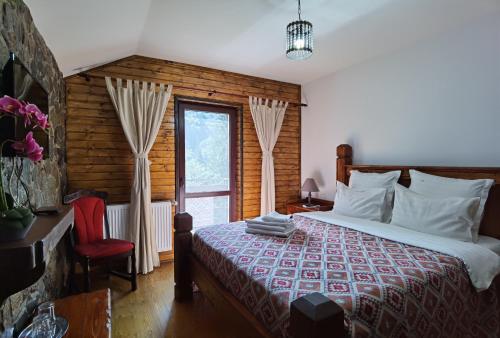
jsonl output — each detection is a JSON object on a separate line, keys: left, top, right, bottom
{"left": 91, "top": 262, "right": 262, "bottom": 338}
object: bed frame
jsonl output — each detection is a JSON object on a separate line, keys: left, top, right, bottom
{"left": 174, "top": 143, "right": 500, "bottom": 338}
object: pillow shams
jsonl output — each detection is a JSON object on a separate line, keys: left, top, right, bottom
{"left": 333, "top": 181, "right": 387, "bottom": 222}
{"left": 349, "top": 170, "right": 401, "bottom": 189}
{"left": 349, "top": 170, "right": 401, "bottom": 223}
{"left": 409, "top": 169, "right": 494, "bottom": 242}
{"left": 390, "top": 184, "right": 480, "bottom": 242}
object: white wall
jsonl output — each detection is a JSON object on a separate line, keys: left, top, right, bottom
{"left": 301, "top": 12, "right": 500, "bottom": 200}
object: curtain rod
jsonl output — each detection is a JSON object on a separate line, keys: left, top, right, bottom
{"left": 77, "top": 73, "right": 307, "bottom": 107}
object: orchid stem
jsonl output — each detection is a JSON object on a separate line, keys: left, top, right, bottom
{"left": 0, "top": 139, "right": 10, "bottom": 213}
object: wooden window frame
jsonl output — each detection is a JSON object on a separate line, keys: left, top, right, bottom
{"left": 175, "top": 100, "right": 238, "bottom": 222}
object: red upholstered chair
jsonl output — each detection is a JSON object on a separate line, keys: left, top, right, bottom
{"left": 64, "top": 190, "right": 137, "bottom": 292}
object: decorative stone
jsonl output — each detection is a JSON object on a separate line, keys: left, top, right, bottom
{"left": 0, "top": 0, "right": 67, "bottom": 332}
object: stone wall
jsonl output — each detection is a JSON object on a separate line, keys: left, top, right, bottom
{"left": 0, "top": 0, "right": 67, "bottom": 332}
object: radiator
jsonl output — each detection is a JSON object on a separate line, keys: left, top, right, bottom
{"left": 106, "top": 201, "right": 172, "bottom": 252}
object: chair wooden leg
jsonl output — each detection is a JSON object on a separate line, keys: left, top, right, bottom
{"left": 69, "top": 255, "right": 77, "bottom": 293}
{"left": 131, "top": 247, "right": 137, "bottom": 291}
{"left": 106, "top": 263, "right": 112, "bottom": 280}
{"left": 83, "top": 257, "right": 91, "bottom": 292}
{"left": 66, "top": 229, "right": 79, "bottom": 294}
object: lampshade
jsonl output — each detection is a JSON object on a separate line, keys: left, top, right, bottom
{"left": 302, "top": 178, "right": 319, "bottom": 192}
{"left": 286, "top": 0, "right": 313, "bottom": 60}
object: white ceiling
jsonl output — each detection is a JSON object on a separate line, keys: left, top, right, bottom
{"left": 25, "top": 0, "right": 500, "bottom": 84}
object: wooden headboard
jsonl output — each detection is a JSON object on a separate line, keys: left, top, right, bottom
{"left": 336, "top": 144, "right": 500, "bottom": 239}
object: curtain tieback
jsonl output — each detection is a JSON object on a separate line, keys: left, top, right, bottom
{"left": 134, "top": 153, "right": 148, "bottom": 158}
{"left": 134, "top": 153, "right": 151, "bottom": 166}
{"left": 262, "top": 150, "right": 273, "bottom": 157}
{"left": 134, "top": 153, "right": 148, "bottom": 159}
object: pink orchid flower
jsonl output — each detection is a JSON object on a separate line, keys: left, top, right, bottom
{"left": 21, "top": 103, "right": 49, "bottom": 129}
{"left": 34, "top": 109, "right": 49, "bottom": 129}
{"left": 17, "top": 104, "right": 32, "bottom": 127}
{"left": 0, "top": 95, "right": 23, "bottom": 114}
{"left": 11, "top": 131, "right": 44, "bottom": 162}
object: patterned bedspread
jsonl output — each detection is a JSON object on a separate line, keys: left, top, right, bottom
{"left": 192, "top": 214, "right": 499, "bottom": 337}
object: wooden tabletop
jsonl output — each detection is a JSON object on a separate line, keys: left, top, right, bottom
{"left": 0, "top": 205, "right": 73, "bottom": 269}
{"left": 287, "top": 198, "right": 333, "bottom": 214}
{"left": 0, "top": 206, "right": 74, "bottom": 302}
{"left": 54, "top": 289, "right": 111, "bottom": 338}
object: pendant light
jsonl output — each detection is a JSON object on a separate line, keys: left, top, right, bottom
{"left": 286, "top": 0, "right": 313, "bottom": 60}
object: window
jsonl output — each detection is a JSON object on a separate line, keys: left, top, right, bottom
{"left": 176, "top": 101, "right": 237, "bottom": 230}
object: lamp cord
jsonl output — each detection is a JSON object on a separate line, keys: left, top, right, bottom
{"left": 298, "top": 0, "right": 302, "bottom": 20}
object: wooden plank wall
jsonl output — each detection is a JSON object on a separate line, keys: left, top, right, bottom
{"left": 65, "top": 55, "right": 301, "bottom": 257}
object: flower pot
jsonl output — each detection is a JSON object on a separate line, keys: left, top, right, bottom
{"left": 0, "top": 207, "right": 36, "bottom": 242}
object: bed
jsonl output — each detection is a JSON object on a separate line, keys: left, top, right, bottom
{"left": 173, "top": 144, "right": 500, "bottom": 338}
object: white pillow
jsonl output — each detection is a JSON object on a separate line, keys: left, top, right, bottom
{"left": 476, "top": 235, "right": 500, "bottom": 256}
{"left": 391, "top": 184, "right": 480, "bottom": 242}
{"left": 409, "top": 169, "right": 494, "bottom": 242}
{"left": 333, "top": 181, "right": 387, "bottom": 222}
{"left": 349, "top": 170, "right": 401, "bottom": 222}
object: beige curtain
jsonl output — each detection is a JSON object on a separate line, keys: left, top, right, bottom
{"left": 249, "top": 96, "right": 288, "bottom": 216}
{"left": 105, "top": 77, "right": 172, "bottom": 274}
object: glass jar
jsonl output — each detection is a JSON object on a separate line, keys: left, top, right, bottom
{"left": 32, "top": 302, "right": 56, "bottom": 337}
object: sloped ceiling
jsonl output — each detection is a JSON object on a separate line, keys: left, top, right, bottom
{"left": 25, "top": 0, "right": 500, "bottom": 84}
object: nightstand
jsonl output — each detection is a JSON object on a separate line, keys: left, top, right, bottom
{"left": 286, "top": 198, "right": 334, "bottom": 214}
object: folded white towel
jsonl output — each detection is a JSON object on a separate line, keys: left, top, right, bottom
{"left": 247, "top": 223, "right": 294, "bottom": 232}
{"left": 245, "top": 219, "right": 293, "bottom": 229}
{"left": 261, "top": 211, "right": 292, "bottom": 223}
{"left": 245, "top": 217, "right": 292, "bottom": 228}
{"left": 245, "top": 227, "right": 295, "bottom": 238}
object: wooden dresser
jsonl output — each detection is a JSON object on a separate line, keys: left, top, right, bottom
{"left": 54, "top": 289, "right": 111, "bottom": 338}
{"left": 286, "top": 198, "right": 334, "bottom": 214}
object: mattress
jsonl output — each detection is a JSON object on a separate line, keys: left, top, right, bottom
{"left": 192, "top": 213, "right": 500, "bottom": 337}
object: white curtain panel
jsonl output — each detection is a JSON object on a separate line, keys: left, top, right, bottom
{"left": 105, "top": 77, "right": 173, "bottom": 274}
{"left": 249, "top": 96, "right": 288, "bottom": 216}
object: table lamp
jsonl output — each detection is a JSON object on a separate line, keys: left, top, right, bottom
{"left": 302, "top": 178, "right": 319, "bottom": 207}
